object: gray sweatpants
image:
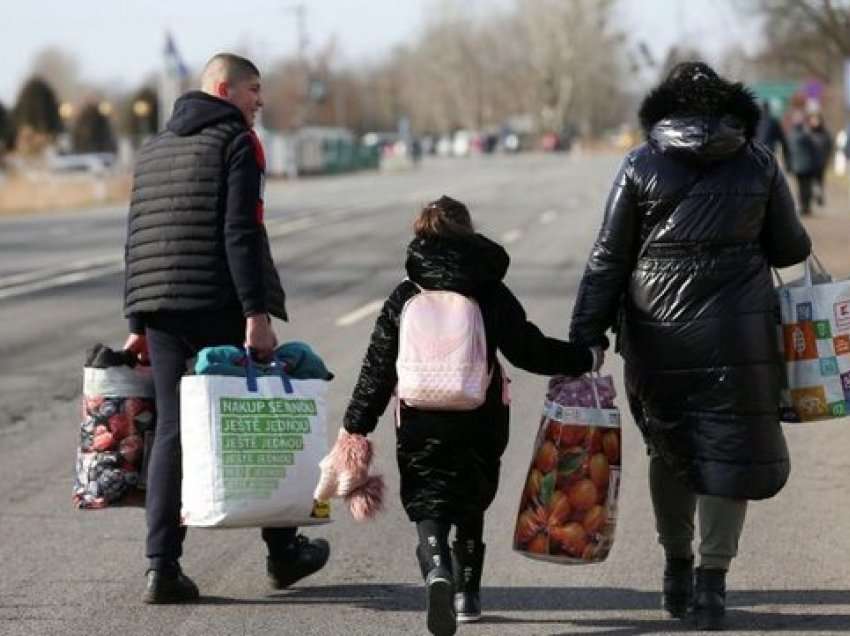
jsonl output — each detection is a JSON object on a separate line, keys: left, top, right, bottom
{"left": 649, "top": 454, "right": 747, "bottom": 570}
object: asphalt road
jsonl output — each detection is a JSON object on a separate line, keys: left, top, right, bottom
{"left": 0, "top": 153, "right": 848, "bottom": 636}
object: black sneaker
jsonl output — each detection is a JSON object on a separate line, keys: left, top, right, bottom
{"left": 142, "top": 567, "right": 200, "bottom": 604}
{"left": 267, "top": 535, "right": 330, "bottom": 589}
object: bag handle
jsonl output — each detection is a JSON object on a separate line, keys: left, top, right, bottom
{"left": 806, "top": 254, "right": 831, "bottom": 285}
{"left": 270, "top": 360, "right": 294, "bottom": 394}
{"left": 588, "top": 372, "right": 602, "bottom": 409}
{"left": 243, "top": 347, "right": 294, "bottom": 394}
{"left": 773, "top": 254, "right": 831, "bottom": 290}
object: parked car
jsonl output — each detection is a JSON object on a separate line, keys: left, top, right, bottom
{"left": 49, "top": 152, "right": 117, "bottom": 174}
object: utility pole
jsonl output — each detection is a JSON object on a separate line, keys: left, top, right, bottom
{"left": 282, "top": 3, "right": 308, "bottom": 62}
{"left": 282, "top": 3, "right": 310, "bottom": 129}
{"left": 282, "top": 2, "right": 310, "bottom": 177}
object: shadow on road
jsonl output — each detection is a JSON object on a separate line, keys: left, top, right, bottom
{"left": 238, "top": 584, "right": 850, "bottom": 632}
{"left": 547, "top": 608, "right": 850, "bottom": 634}
{"left": 275, "top": 584, "right": 850, "bottom": 609}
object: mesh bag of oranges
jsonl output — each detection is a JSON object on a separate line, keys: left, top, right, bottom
{"left": 513, "top": 374, "right": 621, "bottom": 564}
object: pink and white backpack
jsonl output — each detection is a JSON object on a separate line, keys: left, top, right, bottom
{"left": 396, "top": 282, "right": 490, "bottom": 410}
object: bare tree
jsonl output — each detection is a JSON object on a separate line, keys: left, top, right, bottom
{"left": 392, "top": 0, "right": 629, "bottom": 137}
{"left": 30, "top": 47, "right": 84, "bottom": 102}
{"left": 747, "top": 0, "right": 850, "bottom": 80}
{"left": 254, "top": 0, "right": 630, "bottom": 138}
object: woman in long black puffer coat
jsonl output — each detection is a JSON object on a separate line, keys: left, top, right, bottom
{"left": 569, "top": 63, "right": 811, "bottom": 631}
{"left": 342, "top": 196, "right": 595, "bottom": 635}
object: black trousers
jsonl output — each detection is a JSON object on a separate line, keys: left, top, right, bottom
{"left": 144, "top": 308, "right": 296, "bottom": 569}
{"left": 795, "top": 173, "right": 814, "bottom": 215}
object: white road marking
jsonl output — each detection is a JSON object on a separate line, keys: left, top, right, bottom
{"left": 501, "top": 228, "right": 523, "bottom": 244}
{"left": 0, "top": 252, "right": 123, "bottom": 289}
{"left": 335, "top": 299, "right": 384, "bottom": 327}
{"left": 265, "top": 216, "right": 317, "bottom": 238}
{"left": 0, "top": 208, "right": 352, "bottom": 301}
{"left": 0, "top": 263, "right": 126, "bottom": 300}
{"left": 540, "top": 210, "right": 558, "bottom": 224}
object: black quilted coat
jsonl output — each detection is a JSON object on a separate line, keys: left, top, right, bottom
{"left": 344, "top": 234, "right": 593, "bottom": 522}
{"left": 570, "top": 74, "right": 811, "bottom": 500}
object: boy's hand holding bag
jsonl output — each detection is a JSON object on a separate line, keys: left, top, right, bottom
{"left": 314, "top": 428, "right": 385, "bottom": 521}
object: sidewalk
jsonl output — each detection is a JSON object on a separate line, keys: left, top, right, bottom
{"left": 802, "top": 175, "right": 849, "bottom": 276}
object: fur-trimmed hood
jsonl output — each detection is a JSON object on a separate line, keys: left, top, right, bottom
{"left": 639, "top": 73, "right": 760, "bottom": 137}
{"left": 638, "top": 71, "right": 761, "bottom": 161}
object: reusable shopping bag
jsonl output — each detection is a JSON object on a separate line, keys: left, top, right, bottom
{"left": 776, "top": 256, "right": 850, "bottom": 422}
{"left": 514, "top": 374, "right": 621, "bottom": 564}
{"left": 74, "top": 344, "right": 155, "bottom": 509}
{"left": 180, "top": 349, "right": 331, "bottom": 528}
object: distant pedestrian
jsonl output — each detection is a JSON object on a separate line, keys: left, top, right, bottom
{"left": 787, "top": 111, "right": 819, "bottom": 215}
{"left": 807, "top": 113, "right": 832, "bottom": 206}
{"left": 570, "top": 62, "right": 811, "bottom": 631}
{"left": 321, "top": 195, "right": 599, "bottom": 635}
{"left": 755, "top": 100, "right": 789, "bottom": 165}
{"left": 411, "top": 137, "right": 423, "bottom": 165}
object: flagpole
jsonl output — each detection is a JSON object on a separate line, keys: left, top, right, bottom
{"left": 159, "top": 31, "right": 189, "bottom": 132}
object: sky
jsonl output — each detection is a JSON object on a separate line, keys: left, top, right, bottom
{"left": 1, "top": 0, "right": 764, "bottom": 105}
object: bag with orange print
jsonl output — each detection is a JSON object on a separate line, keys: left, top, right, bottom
{"left": 513, "top": 374, "right": 621, "bottom": 564}
{"left": 775, "top": 256, "right": 850, "bottom": 423}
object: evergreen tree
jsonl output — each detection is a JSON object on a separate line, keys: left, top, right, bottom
{"left": 0, "top": 101, "right": 14, "bottom": 151}
{"left": 124, "top": 86, "right": 159, "bottom": 140}
{"left": 71, "top": 103, "right": 116, "bottom": 153}
{"left": 13, "top": 76, "right": 62, "bottom": 135}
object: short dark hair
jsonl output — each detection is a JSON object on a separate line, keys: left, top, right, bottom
{"left": 414, "top": 195, "right": 474, "bottom": 239}
{"left": 205, "top": 53, "right": 260, "bottom": 85}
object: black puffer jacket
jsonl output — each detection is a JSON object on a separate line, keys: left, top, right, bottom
{"left": 570, "top": 74, "right": 811, "bottom": 500}
{"left": 124, "top": 91, "right": 286, "bottom": 329}
{"left": 344, "top": 234, "right": 593, "bottom": 522}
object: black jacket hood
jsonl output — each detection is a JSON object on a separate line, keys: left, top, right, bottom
{"left": 649, "top": 115, "right": 748, "bottom": 162}
{"left": 405, "top": 233, "right": 509, "bottom": 294}
{"left": 639, "top": 73, "right": 760, "bottom": 161}
{"left": 166, "top": 91, "right": 246, "bottom": 136}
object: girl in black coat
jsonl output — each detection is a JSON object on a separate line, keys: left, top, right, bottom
{"left": 570, "top": 63, "right": 811, "bottom": 630}
{"left": 342, "top": 196, "right": 595, "bottom": 634}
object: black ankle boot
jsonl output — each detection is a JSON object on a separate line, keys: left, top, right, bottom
{"left": 416, "top": 539, "right": 456, "bottom": 636}
{"left": 693, "top": 567, "right": 727, "bottom": 631}
{"left": 451, "top": 540, "right": 485, "bottom": 623}
{"left": 662, "top": 557, "right": 693, "bottom": 618}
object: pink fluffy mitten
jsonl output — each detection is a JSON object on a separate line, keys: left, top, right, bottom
{"left": 314, "top": 428, "right": 384, "bottom": 521}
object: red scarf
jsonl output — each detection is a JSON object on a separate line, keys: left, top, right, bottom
{"left": 247, "top": 129, "right": 266, "bottom": 224}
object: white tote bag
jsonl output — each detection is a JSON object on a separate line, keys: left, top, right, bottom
{"left": 180, "top": 361, "right": 331, "bottom": 528}
{"left": 776, "top": 256, "right": 850, "bottom": 422}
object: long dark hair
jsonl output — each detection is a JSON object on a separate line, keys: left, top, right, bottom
{"left": 413, "top": 195, "right": 474, "bottom": 239}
